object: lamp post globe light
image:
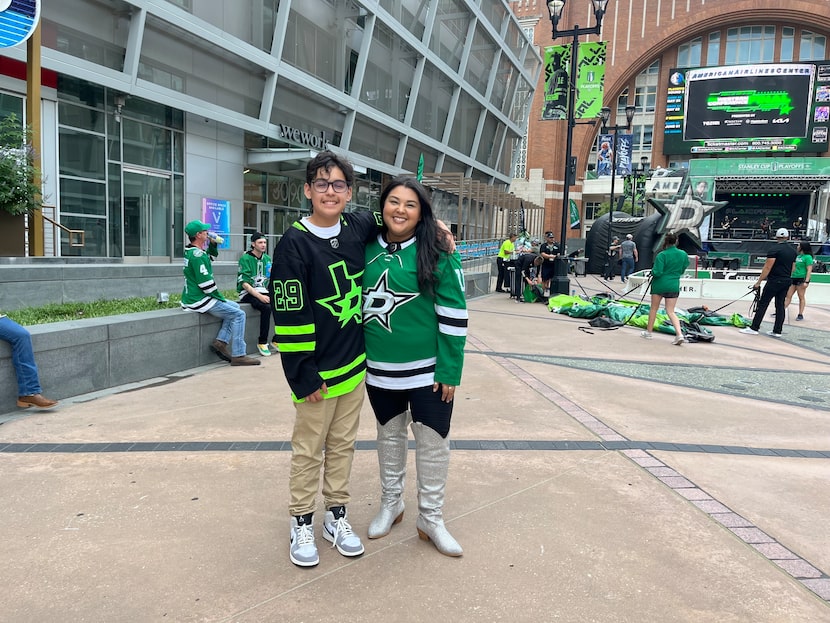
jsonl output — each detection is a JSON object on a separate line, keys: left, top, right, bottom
{"left": 546, "top": 0, "right": 611, "bottom": 295}
{"left": 599, "top": 104, "right": 636, "bottom": 279}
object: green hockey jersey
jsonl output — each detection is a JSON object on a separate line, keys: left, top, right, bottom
{"left": 237, "top": 250, "right": 272, "bottom": 298}
{"left": 181, "top": 244, "right": 226, "bottom": 312}
{"left": 363, "top": 236, "right": 467, "bottom": 389}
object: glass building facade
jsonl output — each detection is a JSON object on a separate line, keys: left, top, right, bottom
{"left": 0, "top": 0, "right": 541, "bottom": 259}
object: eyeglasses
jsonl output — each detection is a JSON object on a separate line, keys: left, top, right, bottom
{"left": 311, "top": 178, "right": 349, "bottom": 193}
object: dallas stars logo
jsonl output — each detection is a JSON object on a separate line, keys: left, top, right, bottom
{"left": 363, "top": 269, "right": 418, "bottom": 332}
{"left": 649, "top": 185, "right": 727, "bottom": 249}
{"left": 317, "top": 260, "right": 364, "bottom": 328}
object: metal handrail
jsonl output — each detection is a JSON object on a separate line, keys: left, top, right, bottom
{"left": 40, "top": 212, "right": 85, "bottom": 248}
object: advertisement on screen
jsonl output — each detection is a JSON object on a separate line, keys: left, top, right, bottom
{"left": 663, "top": 62, "right": 830, "bottom": 155}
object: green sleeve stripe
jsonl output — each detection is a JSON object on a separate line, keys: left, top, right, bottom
{"left": 278, "top": 341, "right": 316, "bottom": 353}
{"left": 275, "top": 324, "right": 314, "bottom": 336}
{"left": 319, "top": 353, "right": 366, "bottom": 379}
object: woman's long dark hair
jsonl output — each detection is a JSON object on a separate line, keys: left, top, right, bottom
{"left": 798, "top": 240, "right": 813, "bottom": 255}
{"left": 379, "top": 176, "right": 452, "bottom": 294}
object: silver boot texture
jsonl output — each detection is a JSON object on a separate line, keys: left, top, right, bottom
{"left": 368, "top": 411, "right": 409, "bottom": 539}
{"left": 412, "top": 421, "right": 463, "bottom": 557}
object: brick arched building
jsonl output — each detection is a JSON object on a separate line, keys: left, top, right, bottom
{"left": 510, "top": 0, "right": 830, "bottom": 245}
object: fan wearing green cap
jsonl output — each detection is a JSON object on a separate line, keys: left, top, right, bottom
{"left": 181, "top": 220, "right": 260, "bottom": 366}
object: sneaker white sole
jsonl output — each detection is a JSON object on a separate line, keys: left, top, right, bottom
{"left": 289, "top": 551, "right": 319, "bottom": 567}
{"left": 322, "top": 527, "right": 365, "bottom": 556}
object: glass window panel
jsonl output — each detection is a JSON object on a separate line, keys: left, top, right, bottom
{"left": 141, "top": 14, "right": 266, "bottom": 117}
{"left": 349, "top": 114, "right": 399, "bottom": 164}
{"left": 60, "top": 178, "right": 107, "bottom": 216}
{"left": 448, "top": 89, "right": 480, "bottom": 155}
{"left": 707, "top": 32, "right": 720, "bottom": 65}
{"left": 186, "top": 0, "right": 280, "bottom": 51}
{"left": 465, "top": 25, "right": 498, "bottom": 97}
{"left": 173, "top": 174, "right": 184, "bottom": 257}
{"left": 430, "top": 0, "right": 471, "bottom": 72}
{"left": 244, "top": 171, "right": 267, "bottom": 203}
{"left": 492, "top": 58, "right": 517, "bottom": 115}
{"left": 509, "top": 76, "right": 531, "bottom": 125}
{"left": 412, "top": 62, "right": 453, "bottom": 140}
{"left": 269, "top": 79, "right": 345, "bottom": 148}
{"left": 378, "top": 0, "right": 427, "bottom": 40}
{"left": 0, "top": 93, "right": 24, "bottom": 120}
{"left": 360, "top": 22, "right": 417, "bottom": 120}
{"left": 476, "top": 113, "right": 503, "bottom": 169}
{"left": 58, "top": 102, "right": 105, "bottom": 133}
{"left": 725, "top": 25, "right": 775, "bottom": 65}
{"left": 283, "top": 7, "right": 337, "bottom": 87}
{"left": 108, "top": 163, "right": 122, "bottom": 258}
{"left": 59, "top": 128, "right": 106, "bottom": 180}
{"left": 677, "top": 38, "right": 701, "bottom": 68}
{"left": 505, "top": 20, "right": 529, "bottom": 60}
{"left": 59, "top": 215, "right": 105, "bottom": 257}
{"left": 800, "top": 31, "right": 827, "bottom": 61}
{"left": 57, "top": 76, "right": 105, "bottom": 110}
{"left": 781, "top": 27, "right": 795, "bottom": 62}
{"left": 480, "top": 1, "right": 507, "bottom": 35}
{"left": 42, "top": 1, "right": 132, "bottom": 72}
{"left": 121, "top": 120, "right": 172, "bottom": 170}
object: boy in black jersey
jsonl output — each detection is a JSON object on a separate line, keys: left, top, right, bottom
{"left": 272, "top": 151, "right": 380, "bottom": 567}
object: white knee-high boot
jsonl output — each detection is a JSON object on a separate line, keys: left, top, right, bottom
{"left": 367, "top": 411, "right": 409, "bottom": 539}
{"left": 412, "top": 421, "right": 462, "bottom": 557}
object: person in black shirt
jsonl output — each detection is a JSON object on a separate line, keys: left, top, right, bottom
{"left": 511, "top": 253, "right": 543, "bottom": 302}
{"left": 738, "top": 228, "right": 797, "bottom": 337}
{"left": 538, "top": 232, "right": 560, "bottom": 295}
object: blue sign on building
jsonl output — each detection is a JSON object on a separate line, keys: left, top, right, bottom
{"left": 0, "top": 0, "right": 40, "bottom": 48}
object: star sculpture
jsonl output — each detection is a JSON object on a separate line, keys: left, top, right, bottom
{"left": 362, "top": 269, "right": 419, "bottom": 332}
{"left": 316, "top": 260, "right": 364, "bottom": 328}
{"left": 649, "top": 184, "right": 727, "bottom": 249}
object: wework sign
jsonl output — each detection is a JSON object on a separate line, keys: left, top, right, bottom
{"left": 278, "top": 124, "right": 328, "bottom": 150}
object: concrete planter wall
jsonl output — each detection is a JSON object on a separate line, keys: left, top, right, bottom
{"left": 0, "top": 306, "right": 261, "bottom": 415}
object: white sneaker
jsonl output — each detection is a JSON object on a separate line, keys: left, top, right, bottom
{"left": 323, "top": 507, "right": 364, "bottom": 557}
{"left": 289, "top": 515, "right": 319, "bottom": 567}
{"left": 672, "top": 335, "right": 685, "bottom": 346}
{"left": 766, "top": 330, "right": 782, "bottom": 338}
{"left": 640, "top": 331, "right": 652, "bottom": 339}
{"left": 738, "top": 327, "right": 758, "bottom": 335}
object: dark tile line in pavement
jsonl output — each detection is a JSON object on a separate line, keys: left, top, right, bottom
{"left": 1, "top": 439, "right": 829, "bottom": 456}
{"left": 465, "top": 334, "right": 830, "bottom": 604}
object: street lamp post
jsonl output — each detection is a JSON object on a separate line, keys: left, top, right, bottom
{"left": 546, "top": 0, "right": 610, "bottom": 295}
{"left": 599, "top": 104, "right": 636, "bottom": 279}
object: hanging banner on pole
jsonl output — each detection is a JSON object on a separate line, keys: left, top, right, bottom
{"left": 569, "top": 199, "right": 580, "bottom": 229}
{"left": 542, "top": 41, "right": 607, "bottom": 121}
{"left": 615, "top": 134, "right": 633, "bottom": 176}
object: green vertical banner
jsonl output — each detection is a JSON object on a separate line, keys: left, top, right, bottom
{"left": 542, "top": 42, "right": 606, "bottom": 121}
{"left": 417, "top": 153, "right": 424, "bottom": 181}
{"left": 575, "top": 41, "right": 606, "bottom": 120}
{"left": 569, "top": 199, "right": 580, "bottom": 229}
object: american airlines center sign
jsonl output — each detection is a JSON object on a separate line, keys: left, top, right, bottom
{"left": 0, "top": 0, "right": 40, "bottom": 48}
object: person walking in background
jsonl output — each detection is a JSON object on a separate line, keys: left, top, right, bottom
{"left": 362, "top": 176, "right": 467, "bottom": 556}
{"left": 236, "top": 231, "right": 277, "bottom": 357}
{"left": 739, "top": 228, "right": 797, "bottom": 338}
{"left": 495, "top": 233, "right": 516, "bottom": 293}
{"left": 0, "top": 314, "right": 59, "bottom": 409}
{"left": 783, "top": 240, "right": 814, "bottom": 321}
{"left": 619, "top": 234, "right": 638, "bottom": 283}
{"left": 271, "top": 151, "right": 379, "bottom": 568}
{"left": 641, "top": 232, "right": 689, "bottom": 345}
{"left": 181, "top": 220, "right": 260, "bottom": 366}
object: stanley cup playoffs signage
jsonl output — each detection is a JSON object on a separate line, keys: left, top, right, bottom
{"left": 0, "top": 0, "right": 40, "bottom": 48}
{"left": 542, "top": 41, "right": 607, "bottom": 121}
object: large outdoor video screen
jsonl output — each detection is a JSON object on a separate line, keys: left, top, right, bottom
{"left": 663, "top": 62, "right": 830, "bottom": 155}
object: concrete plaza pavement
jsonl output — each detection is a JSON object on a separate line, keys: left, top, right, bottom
{"left": 1, "top": 276, "right": 829, "bottom": 622}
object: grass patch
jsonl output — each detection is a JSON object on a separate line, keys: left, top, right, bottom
{"left": 5, "top": 291, "right": 238, "bottom": 326}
